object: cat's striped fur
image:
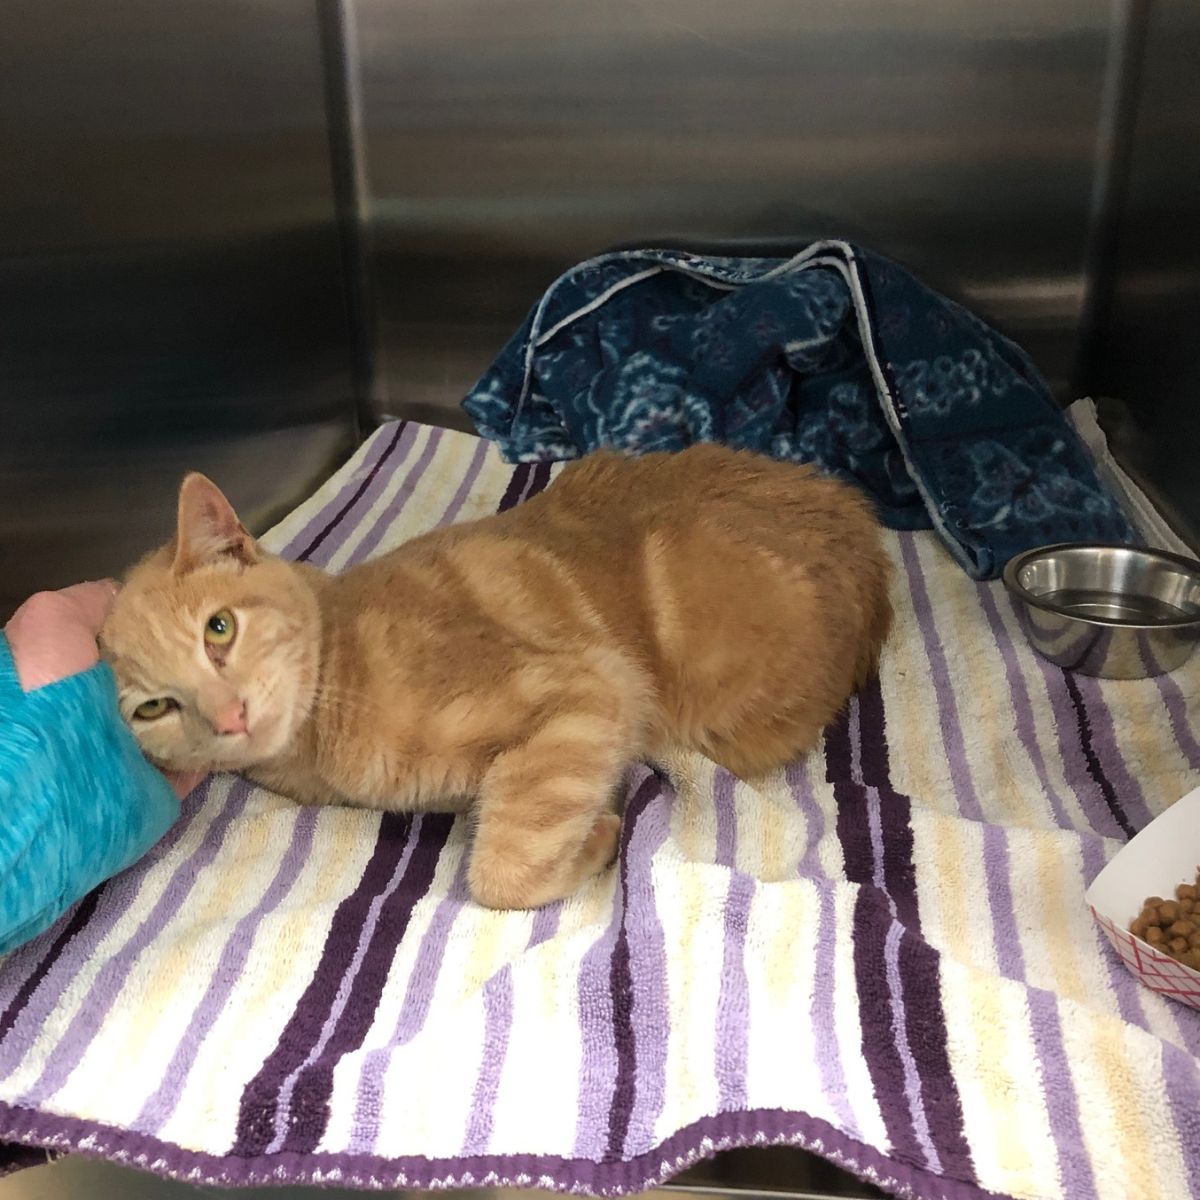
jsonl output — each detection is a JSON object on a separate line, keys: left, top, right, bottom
{"left": 102, "top": 445, "right": 891, "bottom": 909}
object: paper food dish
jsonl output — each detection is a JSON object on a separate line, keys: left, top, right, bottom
{"left": 1086, "top": 784, "right": 1200, "bottom": 1010}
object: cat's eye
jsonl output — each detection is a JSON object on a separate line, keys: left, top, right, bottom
{"left": 134, "top": 697, "right": 179, "bottom": 721}
{"left": 204, "top": 609, "right": 237, "bottom": 647}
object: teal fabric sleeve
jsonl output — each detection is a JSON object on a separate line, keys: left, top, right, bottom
{"left": 0, "top": 632, "right": 179, "bottom": 955}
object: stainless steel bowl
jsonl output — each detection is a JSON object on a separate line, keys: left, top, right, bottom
{"left": 1002, "top": 543, "right": 1200, "bottom": 679}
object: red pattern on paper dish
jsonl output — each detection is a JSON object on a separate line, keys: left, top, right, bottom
{"left": 1091, "top": 906, "right": 1200, "bottom": 1010}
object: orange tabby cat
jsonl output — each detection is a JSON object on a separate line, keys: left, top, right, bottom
{"left": 101, "top": 444, "right": 891, "bottom": 909}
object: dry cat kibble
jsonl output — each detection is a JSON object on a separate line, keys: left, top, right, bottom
{"left": 1131, "top": 873, "right": 1200, "bottom": 969}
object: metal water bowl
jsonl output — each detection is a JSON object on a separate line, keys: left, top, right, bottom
{"left": 1002, "top": 543, "right": 1200, "bottom": 679}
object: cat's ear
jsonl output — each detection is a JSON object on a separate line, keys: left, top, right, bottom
{"left": 172, "top": 473, "right": 259, "bottom": 574}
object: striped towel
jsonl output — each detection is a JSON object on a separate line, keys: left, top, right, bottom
{"left": 2, "top": 415, "right": 1198, "bottom": 1200}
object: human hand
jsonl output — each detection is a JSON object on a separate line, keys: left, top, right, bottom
{"left": 5, "top": 582, "right": 205, "bottom": 799}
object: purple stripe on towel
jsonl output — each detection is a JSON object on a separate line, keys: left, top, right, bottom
{"left": 854, "top": 677, "right": 889, "bottom": 790}
{"left": 850, "top": 888, "right": 927, "bottom": 1169}
{"left": 785, "top": 761, "right": 858, "bottom": 1137}
{"left": 529, "top": 902, "right": 561, "bottom": 949}
{"left": 0, "top": 890, "right": 102, "bottom": 1044}
{"left": 713, "top": 770, "right": 737, "bottom": 870}
{"left": 1026, "top": 647, "right": 1132, "bottom": 838}
{"left": 1061, "top": 674, "right": 1137, "bottom": 840}
{"left": 1025, "top": 988, "right": 1100, "bottom": 1200}
{"left": 893, "top": 926, "right": 974, "bottom": 1180}
{"left": 511, "top": 461, "right": 554, "bottom": 510}
{"left": 829, "top": 706, "right": 925, "bottom": 1167}
{"left": 864, "top": 690, "right": 923, "bottom": 934}
{"left": 295, "top": 422, "right": 411, "bottom": 564}
{"left": 442, "top": 438, "right": 489, "bottom": 522}
{"left": 616, "top": 770, "right": 674, "bottom": 1158}
{"left": 828, "top": 709, "right": 875, "bottom": 896}
{"left": 897, "top": 534, "right": 984, "bottom": 822}
{"left": 345, "top": 850, "right": 470, "bottom": 1155}
{"left": 287, "top": 421, "right": 402, "bottom": 556}
{"left": 461, "top": 966, "right": 515, "bottom": 1155}
{"left": 496, "top": 463, "right": 533, "bottom": 513}
{"left": 715, "top": 872, "right": 754, "bottom": 1114}
{"left": 572, "top": 909, "right": 619, "bottom": 1155}
{"left": 605, "top": 934, "right": 636, "bottom": 1159}
{"left": 786, "top": 759, "right": 825, "bottom": 881}
{"left": 16, "top": 779, "right": 256, "bottom": 1106}
{"left": 883, "top": 921, "right": 942, "bottom": 1174}
{"left": 980, "top": 822, "right": 1028, "bottom": 984}
{"left": 380, "top": 851, "right": 470, "bottom": 1045}
{"left": 964, "top": 776, "right": 1094, "bottom": 1197}
{"left": 852, "top": 668, "right": 972, "bottom": 1179}
{"left": 133, "top": 807, "right": 322, "bottom": 1132}
{"left": 875, "top": 791, "right": 919, "bottom": 937}
{"left": 288, "top": 814, "right": 452, "bottom": 1156}
{"left": 277, "top": 816, "right": 452, "bottom": 1157}
{"left": 574, "top": 779, "right": 660, "bottom": 1160}
{"left": 1080, "top": 839, "right": 1154, "bottom": 1030}
{"left": 823, "top": 703, "right": 854, "bottom": 784}
{"left": 976, "top": 588, "right": 1074, "bottom": 831}
{"left": 343, "top": 427, "right": 445, "bottom": 568}
{"left": 524, "top": 463, "right": 554, "bottom": 508}
{"left": 708, "top": 769, "right": 752, "bottom": 1110}
{"left": 232, "top": 813, "right": 415, "bottom": 1156}
{"left": 1154, "top": 672, "right": 1200, "bottom": 771}
{"left": 497, "top": 461, "right": 552, "bottom": 514}
{"left": 809, "top": 883, "right": 859, "bottom": 1138}
{"left": 603, "top": 774, "right": 666, "bottom": 1161}
{"left": 459, "top": 845, "right": 570, "bottom": 1158}
{"left": 1070, "top": 673, "right": 1155, "bottom": 834}
{"left": 1161, "top": 1042, "right": 1200, "bottom": 1200}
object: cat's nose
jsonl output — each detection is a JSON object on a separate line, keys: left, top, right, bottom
{"left": 211, "top": 697, "right": 248, "bottom": 736}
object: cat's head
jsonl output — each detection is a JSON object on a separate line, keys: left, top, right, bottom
{"left": 101, "top": 474, "right": 321, "bottom": 773}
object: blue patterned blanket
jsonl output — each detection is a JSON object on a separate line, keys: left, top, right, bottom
{"left": 463, "top": 240, "right": 1134, "bottom": 578}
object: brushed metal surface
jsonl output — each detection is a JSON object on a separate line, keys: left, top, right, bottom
{"left": 1087, "top": 1, "right": 1200, "bottom": 539}
{"left": 0, "top": 0, "right": 359, "bottom": 618}
{"left": 352, "top": 0, "right": 1116, "bottom": 429}
{"left": 1003, "top": 543, "right": 1200, "bottom": 678}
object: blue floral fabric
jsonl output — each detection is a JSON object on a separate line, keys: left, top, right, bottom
{"left": 462, "top": 241, "right": 1135, "bottom": 578}
{"left": 0, "top": 633, "right": 179, "bottom": 956}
